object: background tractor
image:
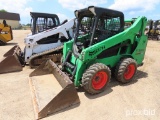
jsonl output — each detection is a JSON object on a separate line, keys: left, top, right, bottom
{"left": 0, "top": 20, "right": 13, "bottom": 45}
{"left": 146, "top": 20, "right": 160, "bottom": 40}
{"left": 0, "top": 12, "right": 76, "bottom": 73}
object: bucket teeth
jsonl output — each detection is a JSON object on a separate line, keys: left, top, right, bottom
{"left": 29, "top": 59, "right": 80, "bottom": 119}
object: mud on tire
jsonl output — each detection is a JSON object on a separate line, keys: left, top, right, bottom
{"left": 115, "top": 58, "right": 137, "bottom": 83}
{"left": 82, "top": 63, "right": 111, "bottom": 94}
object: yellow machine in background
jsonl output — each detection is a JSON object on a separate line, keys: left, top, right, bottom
{"left": 146, "top": 20, "right": 160, "bottom": 40}
{"left": 0, "top": 20, "right": 13, "bottom": 45}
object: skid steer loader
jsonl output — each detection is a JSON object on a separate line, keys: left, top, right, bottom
{"left": 29, "top": 6, "right": 148, "bottom": 119}
{"left": 0, "top": 12, "right": 76, "bottom": 74}
{"left": 0, "top": 20, "right": 13, "bottom": 45}
{"left": 146, "top": 20, "right": 160, "bottom": 40}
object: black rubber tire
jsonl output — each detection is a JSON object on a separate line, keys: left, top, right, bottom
{"left": 0, "top": 40, "right": 6, "bottom": 46}
{"left": 82, "top": 63, "right": 111, "bottom": 94}
{"left": 115, "top": 58, "right": 137, "bottom": 83}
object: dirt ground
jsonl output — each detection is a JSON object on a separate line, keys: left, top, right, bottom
{"left": 0, "top": 30, "right": 160, "bottom": 120}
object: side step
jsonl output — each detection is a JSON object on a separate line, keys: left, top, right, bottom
{"left": 0, "top": 45, "right": 23, "bottom": 74}
{"left": 29, "top": 59, "right": 80, "bottom": 119}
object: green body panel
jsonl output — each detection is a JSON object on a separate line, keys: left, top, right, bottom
{"left": 63, "top": 40, "right": 73, "bottom": 55}
{"left": 125, "top": 20, "right": 133, "bottom": 22}
{"left": 132, "top": 35, "right": 148, "bottom": 64}
{"left": 63, "top": 16, "right": 148, "bottom": 87}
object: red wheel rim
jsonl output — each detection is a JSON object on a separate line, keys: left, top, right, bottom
{"left": 92, "top": 71, "right": 108, "bottom": 90}
{"left": 124, "top": 64, "right": 135, "bottom": 80}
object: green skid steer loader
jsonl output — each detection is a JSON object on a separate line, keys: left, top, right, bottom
{"left": 29, "top": 6, "right": 148, "bottom": 119}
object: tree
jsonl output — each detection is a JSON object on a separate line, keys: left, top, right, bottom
{"left": 0, "top": 9, "right": 7, "bottom": 12}
{"left": 26, "top": 23, "right": 31, "bottom": 26}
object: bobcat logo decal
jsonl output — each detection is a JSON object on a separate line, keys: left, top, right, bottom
{"left": 89, "top": 46, "right": 105, "bottom": 56}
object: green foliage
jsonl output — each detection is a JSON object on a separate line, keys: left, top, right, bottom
{"left": 26, "top": 23, "right": 31, "bottom": 26}
{"left": 0, "top": 9, "right": 7, "bottom": 12}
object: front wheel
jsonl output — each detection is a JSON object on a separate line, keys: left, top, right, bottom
{"left": 82, "top": 63, "right": 111, "bottom": 94}
{"left": 115, "top": 58, "right": 137, "bottom": 83}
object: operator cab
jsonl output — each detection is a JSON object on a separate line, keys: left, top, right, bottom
{"left": 73, "top": 6, "right": 124, "bottom": 56}
{"left": 30, "top": 12, "right": 60, "bottom": 35}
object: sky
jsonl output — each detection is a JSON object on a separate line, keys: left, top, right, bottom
{"left": 0, "top": 0, "right": 160, "bottom": 24}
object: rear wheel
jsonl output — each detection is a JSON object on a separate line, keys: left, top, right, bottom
{"left": 82, "top": 63, "right": 111, "bottom": 94}
{"left": 115, "top": 58, "right": 137, "bottom": 83}
{"left": 0, "top": 40, "right": 7, "bottom": 46}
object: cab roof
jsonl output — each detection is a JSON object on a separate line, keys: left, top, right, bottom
{"left": 74, "top": 6, "right": 124, "bottom": 19}
{"left": 30, "top": 12, "right": 59, "bottom": 21}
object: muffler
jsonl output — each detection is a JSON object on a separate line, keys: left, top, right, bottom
{"left": 29, "top": 59, "right": 80, "bottom": 119}
{"left": 0, "top": 45, "right": 23, "bottom": 74}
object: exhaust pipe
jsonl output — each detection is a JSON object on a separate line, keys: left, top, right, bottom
{"left": 0, "top": 45, "right": 23, "bottom": 74}
{"left": 29, "top": 59, "right": 80, "bottom": 119}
